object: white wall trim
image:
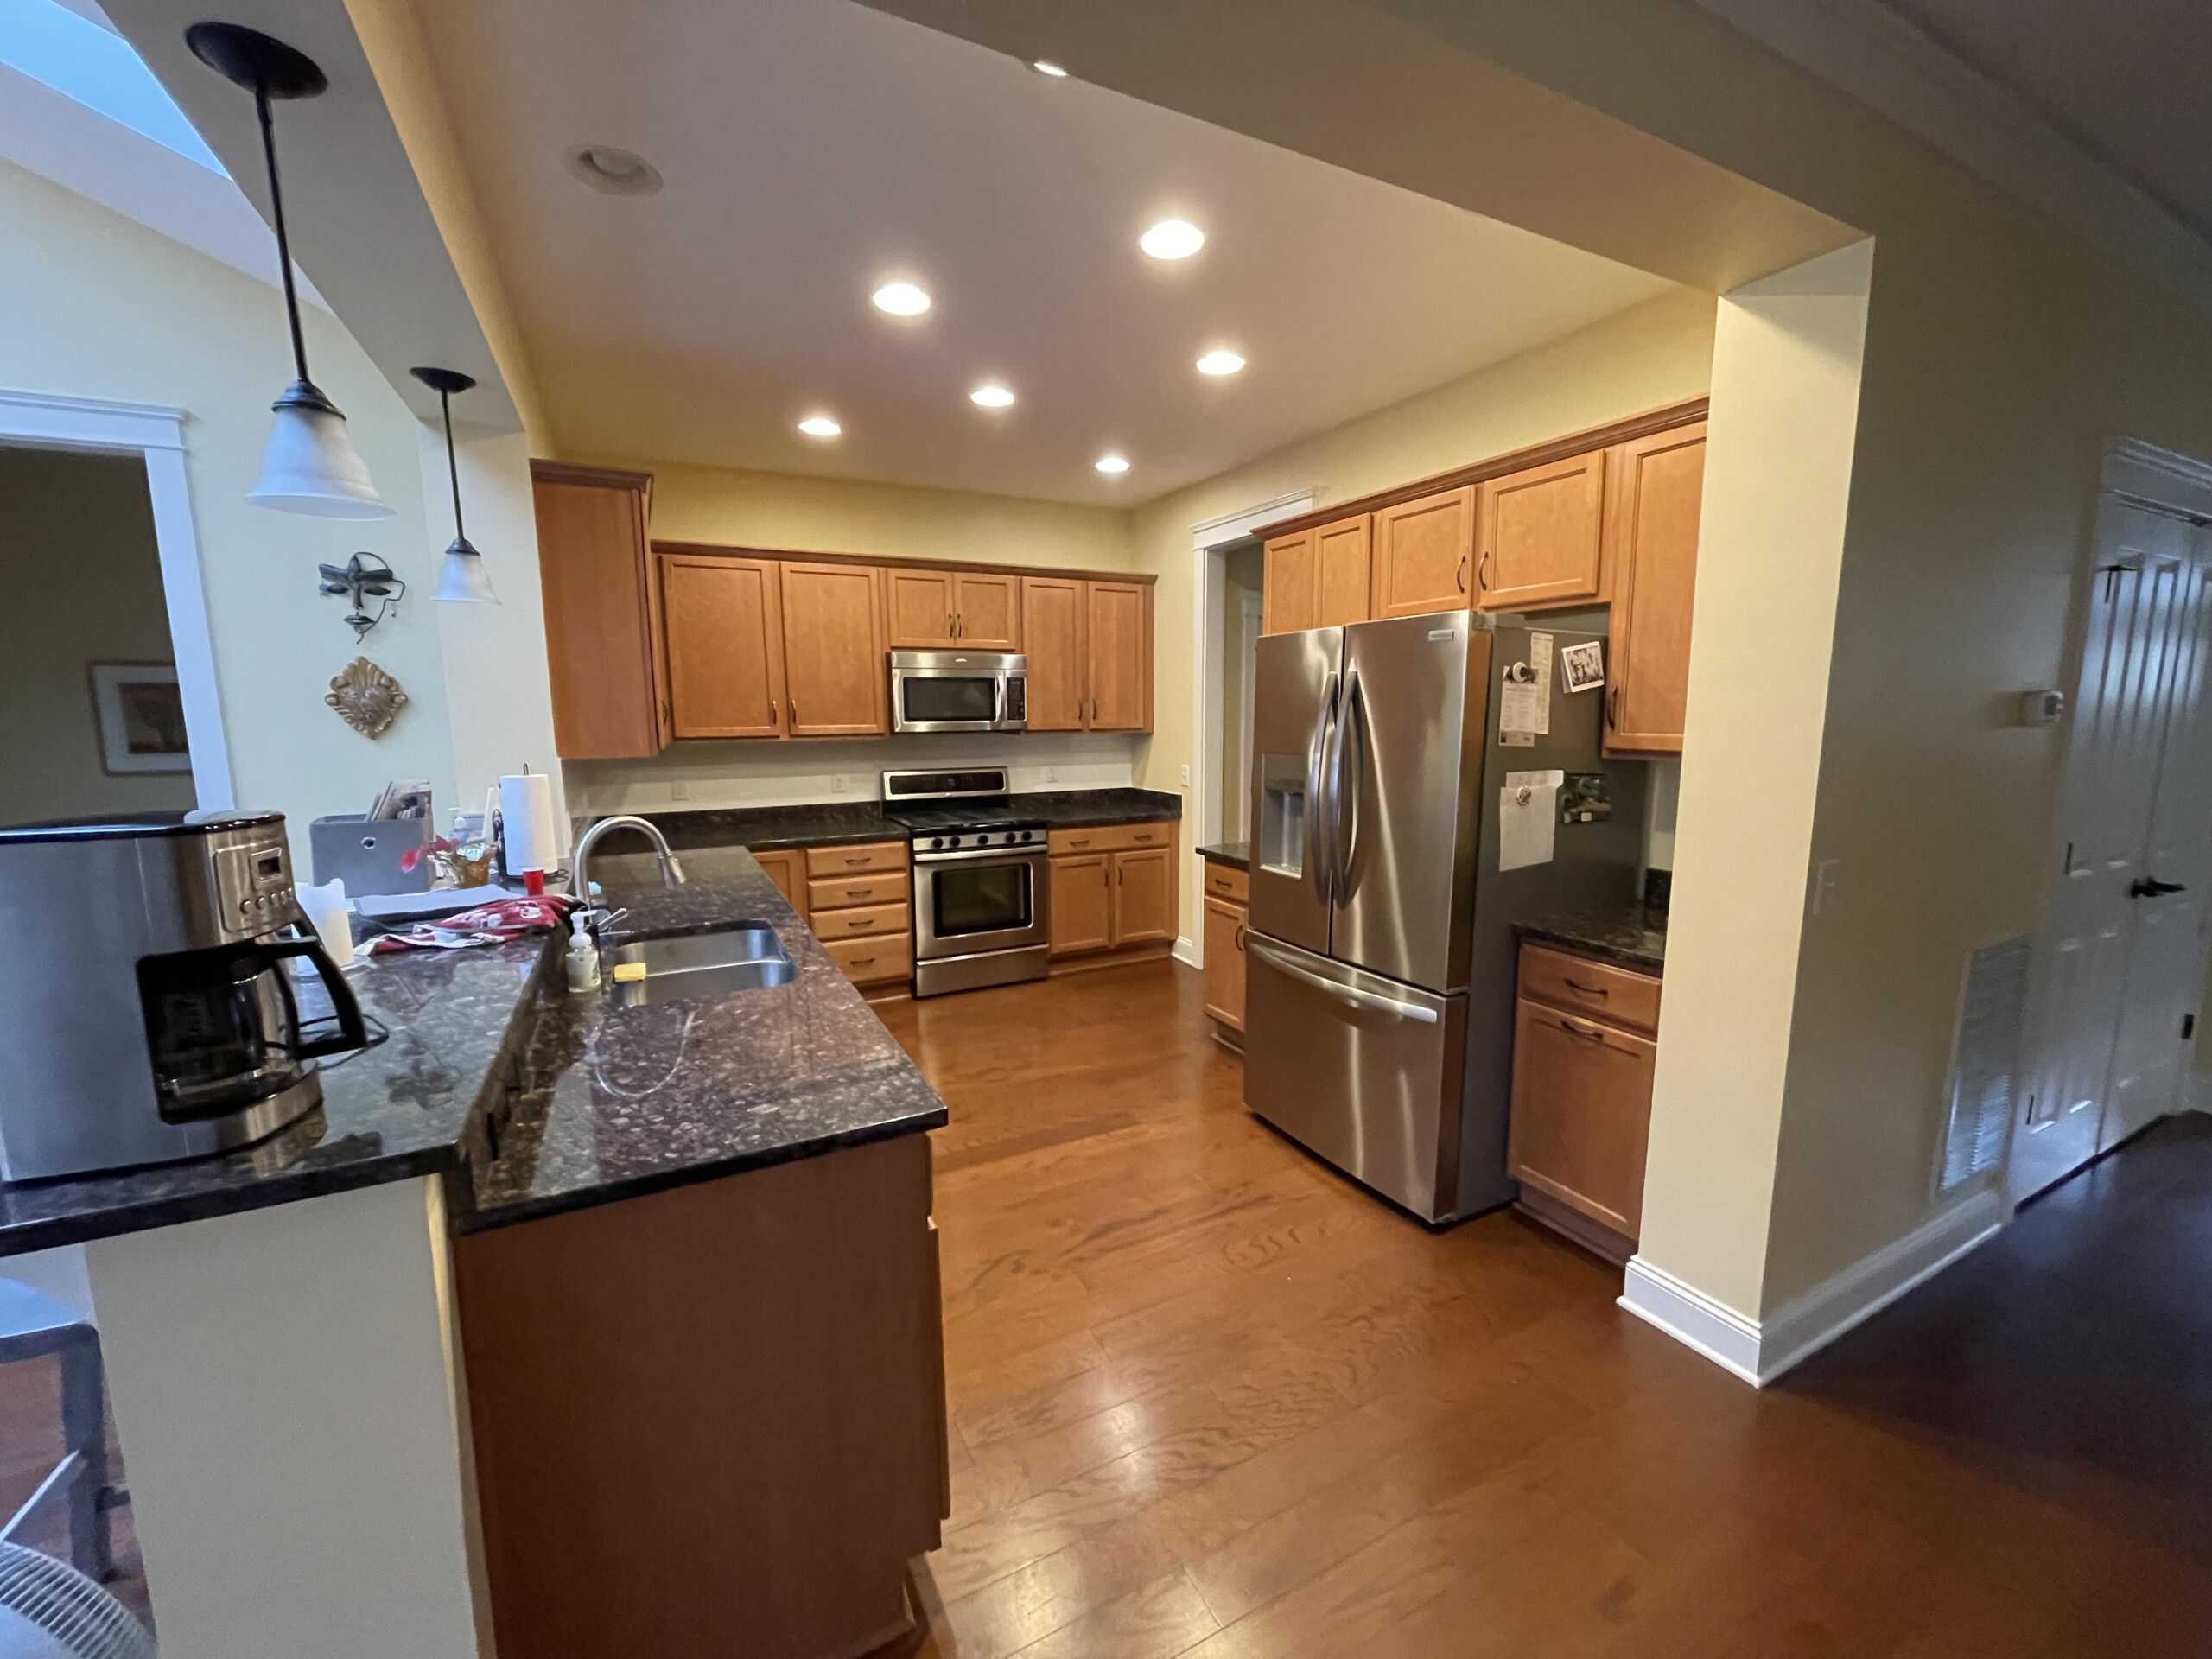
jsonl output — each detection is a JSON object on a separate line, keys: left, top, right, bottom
{"left": 1172, "top": 933, "right": 1198, "bottom": 969}
{"left": 1622, "top": 1185, "right": 2008, "bottom": 1385}
{"left": 1692, "top": 0, "right": 2212, "bottom": 325}
{"left": 1190, "top": 489, "right": 1313, "bottom": 551}
{"left": 2104, "top": 435, "right": 2212, "bottom": 522}
{"left": 0, "top": 387, "right": 234, "bottom": 810}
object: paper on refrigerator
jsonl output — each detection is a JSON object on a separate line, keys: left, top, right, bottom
{"left": 1498, "top": 631, "right": 1554, "bottom": 738}
{"left": 1498, "top": 768, "right": 1564, "bottom": 871}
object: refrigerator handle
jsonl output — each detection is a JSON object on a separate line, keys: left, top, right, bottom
{"left": 1306, "top": 671, "right": 1338, "bottom": 904}
{"left": 1331, "top": 668, "right": 1363, "bottom": 899}
{"left": 1247, "top": 937, "right": 1441, "bottom": 1024}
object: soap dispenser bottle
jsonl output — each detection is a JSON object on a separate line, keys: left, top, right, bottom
{"left": 565, "top": 912, "right": 601, "bottom": 994}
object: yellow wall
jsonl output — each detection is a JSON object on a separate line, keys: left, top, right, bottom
{"left": 1129, "top": 286, "right": 1719, "bottom": 937}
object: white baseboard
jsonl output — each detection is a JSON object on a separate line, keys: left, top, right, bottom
{"left": 1171, "top": 934, "right": 1198, "bottom": 969}
{"left": 1619, "top": 1185, "right": 2009, "bottom": 1386}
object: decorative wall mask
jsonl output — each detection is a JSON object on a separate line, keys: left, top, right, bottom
{"left": 326, "top": 657, "right": 408, "bottom": 738}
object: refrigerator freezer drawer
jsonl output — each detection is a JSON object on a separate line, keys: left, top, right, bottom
{"left": 1243, "top": 932, "right": 1470, "bottom": 1222}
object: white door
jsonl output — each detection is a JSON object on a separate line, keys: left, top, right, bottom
{"left": 2012, "top": 499, "right": 2212, "bottom": 1201}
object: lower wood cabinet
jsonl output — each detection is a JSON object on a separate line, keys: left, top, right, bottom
{"left": 802, "top": 841, "right": 911, "bottom": 989}
{"left": 1200, "top": 860, "right": 1249, "bottom": 1045}
{"left": 1507, "top": 942, "right": 1661, "bottom": 1262}
{"left": 1046, "top": 822, "right": 1178, "bottom": 964}
{"left": 751, "top": 847, "right": 807, "bottom": 922}
{"left": 454, "top": 1135, "right": 944, "bottom": 1659}
{"left": 1048, "top": 853, "right": 1112, "bottom": 955}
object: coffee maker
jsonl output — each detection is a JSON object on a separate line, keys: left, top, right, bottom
{"left": 0, "top": 810, "right": 365, "bottom": 1182}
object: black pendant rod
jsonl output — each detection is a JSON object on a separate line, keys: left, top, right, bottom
{"left": 254, "top": 83, "right": 312, "bottom": 386}
{"left": 441, "top": 389, "right": 466, "bottom": 542}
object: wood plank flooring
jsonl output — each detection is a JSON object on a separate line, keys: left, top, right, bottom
{"left": 874, "top": 959, "right": 2212, "bottom": 1657}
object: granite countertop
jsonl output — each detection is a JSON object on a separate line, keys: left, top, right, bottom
{"left": 461, "top": 847, "right": 947, "bottom": 1234}
{"left": 0, "top": 936, "right": 550, "bottom": 1256}
{"left": 632, "top": 787, "right": 1180, "bottom": 854}
{"left": 1198, "top": 841, "right": 1249, "bottom": 870}
{"left": 1515, "top": 903, "right": 1668, "bottom": 973}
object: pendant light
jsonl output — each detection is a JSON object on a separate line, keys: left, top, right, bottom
{"left": 411, "top": 367, "right": 499, "bottom": 605}
{"left": 186, "top": 22, "right": 392, "bottom": 520}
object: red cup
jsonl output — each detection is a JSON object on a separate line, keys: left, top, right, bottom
{"left": 523, "top": 868, "right": 546, "bottom": 896}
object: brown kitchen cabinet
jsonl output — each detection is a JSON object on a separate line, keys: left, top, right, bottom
{"left": 1603, "top": 423, "right": 1707, "bottom": 757}
{"left": 533, "top": 461, "right": 667, "bottom": 759}
{"left": 1508, "top": 941, "right": 1660, "bottom": 1262}
{"left": 750, "top": 847, "right": 808, "bottom": 923}
{"left": 1046, "top": 821, "right": 1179, "bottom": 964}
{"left": 886, "top": 569, "right": 1021, "bottom": 650}
{"left": 454, "top": 1133, "right": 944, "bottom": 1659}
{"left": 1476, "top": 451, "right": 1607, "bottom": 613}
{"left": 950, "top": 571, "right": 1020, "bottom": 648}
{"left": 1110, "top": 846, "right": 1174, "bottom": 946}
{"left": 1265, "top": 514, "right": 1373, "bottom": 634}
{"left": 799, "top": 841, "right": 911, "bottom": 990}
{"left": 660, "top": 554, "right": 786, "bottom": 740}
{"left": 1048, "top": 853, "right": 1112, "bottom": 955}
{"left": 1200, "top": 859, "right": 1249, "bottom": 1046}
{"left": 1373, "top": 486, "right": 1476, "bottom": 619}
{"left": 1020, "top": 576, "right": 1087, "bottom": 731}
{"left": 1019, "top": 576, "right": 1153, "bottom": 732}
{"left": 779, "top": 563, "right": 887, "bottom": 735}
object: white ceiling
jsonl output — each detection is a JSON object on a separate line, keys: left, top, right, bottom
{"left": 416, "top": 0, "right": 1674, "bottom": 505}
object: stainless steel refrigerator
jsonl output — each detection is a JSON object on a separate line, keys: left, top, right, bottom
{"left": 1243, "top": 610, "right": 1646, "bottom": 1224}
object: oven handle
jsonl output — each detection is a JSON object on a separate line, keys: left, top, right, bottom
{"left": 911, "top": 843, "right": 1052, "bottom": 868}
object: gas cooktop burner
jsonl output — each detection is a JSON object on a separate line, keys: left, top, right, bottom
{"left": 885, "top": 804, "right": 1046, "bottom": 836}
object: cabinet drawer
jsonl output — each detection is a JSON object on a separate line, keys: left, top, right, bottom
{"left": 823, "top": 931, "right": 912, "bottom": 985}
{"left": 1048, "top": 820, "right": 1175, "bottom": 856}
{"left": 810, "top": 901, "right": 908, "bottom": 941}
{"left": 805, "top": 841, "right": 909, "bottom": 877}
{"left": 807, "top": 871, "right": 909, "bottom": 912}
{"left": 1203, "top": 862, "right": 1249, "bottom": 904}
{"left": 1517, "top": 943, "right": 1661, "bottom": 1033}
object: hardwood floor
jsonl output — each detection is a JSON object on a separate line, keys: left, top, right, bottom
{"left": 874, "top": 960, "right": 2212, "bottom": 1657}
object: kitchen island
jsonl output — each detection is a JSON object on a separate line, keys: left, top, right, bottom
{"left": 4, "top": 849, "right": 947, "bottom": 1659}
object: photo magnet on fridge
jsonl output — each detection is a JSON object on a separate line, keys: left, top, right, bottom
{"left": 1559, "top": 639, "right": 1605, "bottom": 694}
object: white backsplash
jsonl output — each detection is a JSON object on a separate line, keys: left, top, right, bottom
{"left": 564, "top": 731, "right": 1142, "bottom": 815}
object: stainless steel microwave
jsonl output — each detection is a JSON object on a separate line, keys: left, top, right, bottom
{"left": 889, "top": 651, "right": 1027, "bottom": 733}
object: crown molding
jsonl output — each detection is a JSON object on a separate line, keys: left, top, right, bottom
{"left": 1694, "top": 0, "right": 2212, "bottom": 325}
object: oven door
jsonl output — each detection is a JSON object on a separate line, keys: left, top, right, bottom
{"left": 892, "top": 668, "right": 1005, "bottom": 733}
{"left": 912, "top": 846, "right": 1050, "bottom": 959}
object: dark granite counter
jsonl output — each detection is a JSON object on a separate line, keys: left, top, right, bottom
{"left": 1198, "top": 841, "right": 1249, "bottom": 871}
{"left": 0, "top": 936, "right": 551, "bottom": 1256}
{"left": 462, "top": 848, "right": 945, "bottom": 1234}
{"left": 1515, "top": 904, "right": 1668, "bottom": 973}
{"left": 632, "top": 787, "right": 1179, "bottom": 854}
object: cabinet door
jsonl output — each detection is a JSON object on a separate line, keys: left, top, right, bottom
{"left": 1049, "top": 855, "right": 1111, "bottom": 955}
{"left": 1477, "top": 452, "right": 1605, "bottom": 613}
{"left": 885, "top": 568, "right": 957, "bottom": 648}
{"left": 1202, "top": 897, "right": 1247, "bottom": 1030}
{"left": 1604, "top": 424, "right": 1707, "bottom": 757}
{"left": 1315, "top": 515, "right": 1372, "bottom": 627}
{"left": 1262, "top": 530, "right": 1318, "bottom": 635}
{"left": 952, "top": 572, "right": 1020, "bottom": 649}
{"left": 660, "top": 555, "right": 786, "bottom": 740}
{"left": 751, "top": 848, "right": 808, "bottom": 923}
{"left": 1020, "top": 577, "right": 1086, "bottom": 731}
{"left": 780, "top": 563, "right": 887, "bottom": 735}
{"left": 532, "top": 462, "right": 664, "bottom": 759}
{"left": 1109, "top": 847, "right": 1174, "bottom": 947}
{"left": 1373, "top": 487, "right": 1476, "bottom": 619}
{"left": 1085, "top": 581, "right": 1149, "bottom": 731}
{"left": 1506, "top": 997, "right": 1656, "bottom": 1237}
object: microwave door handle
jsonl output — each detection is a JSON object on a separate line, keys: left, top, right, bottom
{"left": 994, "top": 675, "right": 1005, "bottom": 728}
{"left": 1247, "top": 937, "right": 1440, "bottom": 1024}
{"left": 261, "top": 937, "right": 370, "bottom": 1058}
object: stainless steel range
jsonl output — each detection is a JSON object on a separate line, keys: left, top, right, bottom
{"left": 881, "top": 768, "right": 1050, "bottom": 997}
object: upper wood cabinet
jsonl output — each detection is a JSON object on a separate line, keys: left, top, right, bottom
{"left": 533, "top": 462, "right": 667, "bottom": 759}
{"left": 1374, "top": 487, "right": 1476, "bottom": 619}
{"left": 1603, "top": 423, "right": 1707, "bottom": 758}
{"left": 781, "top": 563, "right": 887, "bottom": 735}
{"left": 1262, "top": 529, "right": 1317, "bottom": 635}
{"left": 1020, "top": 576, "right": 1087, "bottom": 731}
{"left": 661, "top": 554, "right": 785, "bottom": 740}
{"left": 952, "top": 572, "right": 1020, "bottom": 649}
{"left": 885, "top": 569, "right": 1020, "bottom": 649}
{"left": 1085, "top": 582, "right": 1150, "bottom": 731}
{"left": 1477, "top": 452, "right": 1606, "bottom": 613}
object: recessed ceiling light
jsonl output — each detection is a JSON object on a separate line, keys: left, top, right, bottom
{"left": 1140, "top": 219, "right": 1205, "bottom": 261}
{"left": 1196, "top": 349, "right": 1246, "bottom": 377}
{"left": 1032, "top": 60, "right": 1069, "bottom": 78}
{"left": 798, "top": 415, "right": 842, "bottom": 438}
{"left": 1095, "top": 453, "right": 1130, "bottom": 475}
{"left": 568, "top": 144, "right": 662, "bottom": 196}
{"left": 871, "top": 281, "right": 931, "bottom": 316}
{"left": 970, "top": 384, "right": 1016, "bottom": 409}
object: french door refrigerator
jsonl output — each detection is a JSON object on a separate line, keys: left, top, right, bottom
{"left": 1243, "top": 610, "right": 1646, "bottom": 1223}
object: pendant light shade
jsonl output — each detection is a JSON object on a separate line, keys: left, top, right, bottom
{"left": 412, "top": 366, "right": 499, "bottom": 606}
{"left": 188, "top": 22, "right": 394, "bottom": 521}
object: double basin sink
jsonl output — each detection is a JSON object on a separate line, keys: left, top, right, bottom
{"left": 603, "top": 924, "right": 795, "bottom": 1007}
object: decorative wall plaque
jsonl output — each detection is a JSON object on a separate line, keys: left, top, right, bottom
{"left": 326, "top": 657, "right": 408, "bottom": 739}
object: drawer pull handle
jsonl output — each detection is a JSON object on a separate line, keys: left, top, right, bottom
{"left": 1562, "top": 978, "right": 1609, "bottom": 996}
{"left": 1559, "top": 1017, "right": 1607, "bottom": 1041}
{"left": 844, "top": 855, "right": 869, "bottom": 866}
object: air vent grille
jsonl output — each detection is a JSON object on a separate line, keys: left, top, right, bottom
{"left": 1941, "top": 937, "right": 2031, "bottom": 1190}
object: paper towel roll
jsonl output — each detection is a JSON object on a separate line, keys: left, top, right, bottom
{"left": 297, "top": 878, "right": 354, "bottom": 968}
{"left": 500, "top": 772, "right": 559, "bottom": 877}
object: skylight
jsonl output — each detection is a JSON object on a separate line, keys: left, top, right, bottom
{"left": 0, "top": 0, "right": 225, "bottom": 173}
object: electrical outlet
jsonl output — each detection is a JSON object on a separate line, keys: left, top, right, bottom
{"left": 830, "top": 773, "right": 850, "bottom": 794}
{"left": 1179, "top": 765, "right": 1191, "bottom": 787}
{"left": 1046, "top": 767, "right": 1058, "bottom": 785}
{"left": 670, "top": 779, "right": 690, "bottom": 801}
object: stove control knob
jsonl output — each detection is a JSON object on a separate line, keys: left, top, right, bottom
{"left": 977, "top": 833, "right": 993, "bottom": 845}
{"left": 949, "top": 836, "right": 963, "bottom": 848}
{"left": 930, "top": 836, "right": 945, "bottom": 849}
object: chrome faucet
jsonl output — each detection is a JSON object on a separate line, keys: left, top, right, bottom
{"left": 570, "top": 816, "right": 686, "bottom": 928}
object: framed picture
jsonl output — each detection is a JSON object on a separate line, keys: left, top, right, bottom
{"left": 89, "top": 662, "right": 190, "bottom": 774}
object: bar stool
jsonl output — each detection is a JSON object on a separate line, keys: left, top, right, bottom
{"left": 0, "top": 1281, "right": 113, "bottom": 1580}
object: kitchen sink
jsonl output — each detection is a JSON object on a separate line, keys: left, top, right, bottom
{"left": 604, "top": 924, "right": 795, "bottom": 1007}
